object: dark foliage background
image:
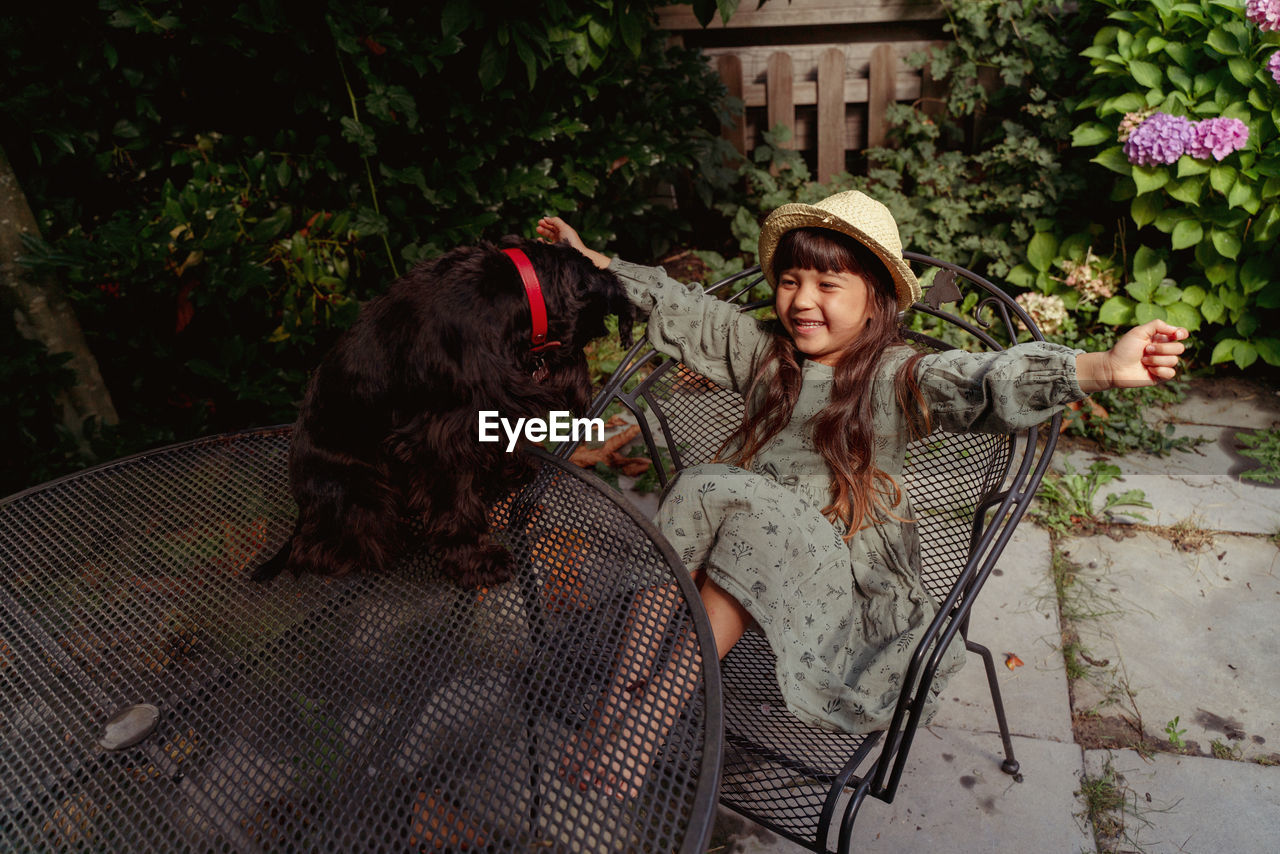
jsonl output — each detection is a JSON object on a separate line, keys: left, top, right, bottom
{"left": 1, "top": 0, "right": 739, "bottom": 493}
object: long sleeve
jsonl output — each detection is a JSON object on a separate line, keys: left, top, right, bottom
{"left": 905, "top": 341, "right": 1088, "bottom": 435}
{"left": 609, "top": 259, "right": 771, "bottom": 393}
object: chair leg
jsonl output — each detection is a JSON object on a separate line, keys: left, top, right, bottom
{"left": 835, "top": 777, "right": 874, "bottom": 854}
{"left": 965, "top": 639, "right": 1021, "bottom": 776}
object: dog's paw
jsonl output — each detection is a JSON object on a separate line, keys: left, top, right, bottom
{"left": 450, "top": 542, "right": 514, "bottom": 589}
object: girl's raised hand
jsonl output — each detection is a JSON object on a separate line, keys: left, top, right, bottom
{"left": 1107, "top": 319, "right": 1190, "bottom": 388}
{"left": 537, "top": 216, "right": 613, "bottom": 269}
{"left": 1076, "top": 319, "right": 1189, "bottom": 393}
{"left": 537, "top": 216, "right": 585, "bottom": 252}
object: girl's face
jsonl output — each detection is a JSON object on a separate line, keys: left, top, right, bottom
{"left": 775, "top": 266, "right": 874, "bottom": 366}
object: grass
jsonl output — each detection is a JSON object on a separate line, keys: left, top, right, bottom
{"left": 1076, "top": 755, "right": 1181, "bottom": 853}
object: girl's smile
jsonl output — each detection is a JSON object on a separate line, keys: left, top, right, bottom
{"left": 775, "top": 267, "right": 874, "bottom": 366}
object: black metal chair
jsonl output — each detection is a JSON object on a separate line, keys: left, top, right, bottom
{"left": 0, "top": 429, "right": 722, "bottom": 853}
{"left": 558, "top": 255, "right": 1061, "bottom": 853}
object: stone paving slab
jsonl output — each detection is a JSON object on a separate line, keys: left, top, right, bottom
{"left": 1082, "top": 748, "right": 1280, "bottom": 854}
{"left": 1062, "top": 532, "right": 1280, "bottom": 761}
{"left": 932, "top": 525, "right": 1075, "bottom": 742}
{"left": 1054, "top": 448, "right": 1280, "bottom": 535}
{"left": 1160, "top": 377, "right": 1280, "bottom": 432}
{"left": 713, "top": 731, "right": 1094, "bottom": 853}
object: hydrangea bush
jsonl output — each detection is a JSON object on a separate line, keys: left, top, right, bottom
{"left": 1058, "top": 0, "right": 1280, "bottom": 369}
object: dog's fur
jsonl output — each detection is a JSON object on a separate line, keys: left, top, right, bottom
{"left": 253, "top": 237, "right": 633, "bottom": 588}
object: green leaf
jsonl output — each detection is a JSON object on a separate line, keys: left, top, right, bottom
{"left": 1220, "top": 285, "right": 1247, "bottom": 312}
{"left": 1181, "top": 284, "right": 1206, "bottom": 307}
{"left": 1101, "top": 93, "right": 1148, "bottom": 116}
{"left": 587, "top": 19, "right": 611, "bottom": 49}
{"left": 1153, "top": 209, "right": 1184, "bottom": 233}
{"left": 618, "top": 10, "right": 643, "bottom": 56}
{"left": 1177, "top": 157, "right": 1210, "bottom": 177}
{"left": 1234, "top": 341, "right": 1258, "bottom": 370}
{"left": 1240, "top": 256, "right": 1270, "bottom": 294}
{"left": 441, "top": 0, "right": 474, "bottom": 39}
{"left": 1227, "top": 56, "right": 1256, "bottom": 86}
{"left": 478, "top": 38, "right": 507, "bottom": 89}
{"left": 1206, "top": 27, "right": 1241, "bottom": 56}
{"left": 1210, "top": 228, "right": 1241, "bottom": 259}
{"left": 1153, "top": 282, "right": 1183, "bottom": 306}
{"left": 1132, "top": 245, "right": 1166, "bottom": 287}
{"left": 1027, "top": 232, "right": 1058, "bottom": 272}
{"left": 1209, "top": 338, "right": 1236, "bottom": 365}
{"left": 1134, "top": 301, "right": 1167, "bottom": 324}
{"left": 1170, "top": 218, "right": 1203, "bottom": 250}
{"left": 1227, "top": 179, "right": 1260, "bottom": 213}
{"left": 1165, "top": 176, "right": 1204, "bottom": 205}
{"left": 1209, "top": 164, "right": 1237, "bottom": 196}
{"left": 1132, "top": 166, "right": 1170, "bottom": 195}
{"left": 1091, "top": 146, "right": 1132, "bottom": 175}
{"left": 1072, "top": 123, "right": 1113, "bottom": 147}
{"left": 1255, "top": 338, "right": 1280, "bottom": 366}
{"left": 1131, "top": 193, "right": 1161, "bottom": 227}
{"left": 1164, "top": 301, "right": 1201, "bottom": 331}
{"left": 1126, "top": 278, "right": 1157, "bottom": 302}
{"left": 1099, "top": 295, "right": 1137, "bottom": 325}
{"left": 1167, "top": 65, "right": 1192, "bottom": 93}
{"left": 1200, "top": 290, "right": 1225, "bottom": 323}
{"left": 1006, "top": 264, "right": 1036, "bottom": 289}
{"left": 1163, "top": 40, "right": 1195, "bottom": 67}
{"left": 1129, "top": 60, "right": 1163, "bottom": 88}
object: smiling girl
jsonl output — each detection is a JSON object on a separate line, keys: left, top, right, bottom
{"left": 538, "top": 190, "right": 1187, "bottom": 791}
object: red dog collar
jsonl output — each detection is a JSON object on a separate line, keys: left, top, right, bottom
{"left": 502, "top": 248, "right": 561, "bottom": 354}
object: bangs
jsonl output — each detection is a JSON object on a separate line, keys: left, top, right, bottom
{"left": 772, "top": 227, "right": 893, "bottom": 292}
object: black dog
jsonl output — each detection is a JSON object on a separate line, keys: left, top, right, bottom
{"left": 253, "top": 236, "right": 633, "bottom": 588}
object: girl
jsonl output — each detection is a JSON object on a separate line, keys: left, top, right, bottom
{"left": 537, "top": 190, "right": 1187, "bottom": 785}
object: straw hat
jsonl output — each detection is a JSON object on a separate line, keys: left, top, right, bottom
{"left": 757, "top": 190, "right": 920, "bottom": 312}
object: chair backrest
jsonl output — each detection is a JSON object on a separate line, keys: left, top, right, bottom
{"left": 0, "top": 429, "right": 722, "bottom": 854}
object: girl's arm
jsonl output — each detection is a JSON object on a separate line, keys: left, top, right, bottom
{"left": 537, "top": 216, "right": 769, "bottom": 393}
{"left": 537, "top": 217, "right": 612, "bottom": 269}
{"left": 1075, "top": 319, "right": 1189, "bottom": 393}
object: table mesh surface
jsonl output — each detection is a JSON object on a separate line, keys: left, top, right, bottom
{"left": 1, "top": 428, "right": 718, "bottom": 853}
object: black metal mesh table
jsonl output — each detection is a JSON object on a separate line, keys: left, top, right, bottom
{"left": 0, "top": 427, "right": 722, "bottom": 852}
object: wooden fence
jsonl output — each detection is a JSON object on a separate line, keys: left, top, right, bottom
{"left": 657, "top": 0, "right": 947, "bottom": 182}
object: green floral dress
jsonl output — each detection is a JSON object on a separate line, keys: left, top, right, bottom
{"left": 611, "top": 260, "right": 1087, "bottom": 734}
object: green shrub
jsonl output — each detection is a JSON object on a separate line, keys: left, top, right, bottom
{"left": 1, "top": 1, "right": 738, "bottom": 491}
{"left": 1063, "top": 0, "right": 1280, "bottom": 369}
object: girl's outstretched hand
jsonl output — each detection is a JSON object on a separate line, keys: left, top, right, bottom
{"left": 537, "top": 216, "right": 612, "bottom": 269}
{"left": 1077, "top": 319, "right": 1189, "bottom": 393}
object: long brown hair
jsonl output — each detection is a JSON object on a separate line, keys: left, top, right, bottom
{"left": 722, "top": 227, "right": 931, "bottom": 538}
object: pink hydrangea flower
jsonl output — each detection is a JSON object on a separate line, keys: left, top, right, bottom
{"left": 1123, "top": 112, "right": 1195, "bottom": 166}
{"left": 1270, "top": 51, "right": 1280, "bottom": 86}
{"left": 1246, "top": 0, "right": 1280, "bottom": 31}
{"left": 1187, "top": 117, "right": 1250, "bottom": 161}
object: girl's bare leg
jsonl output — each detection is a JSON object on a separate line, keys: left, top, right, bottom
{"left": 562, "top": 570, "right": 751, "bottom": 798}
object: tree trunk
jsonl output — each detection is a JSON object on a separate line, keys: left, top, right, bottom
{"left": 0, "top": 144, "right": 118, "bottom": 449}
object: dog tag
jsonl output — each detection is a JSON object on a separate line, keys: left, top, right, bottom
{"left": 532, "top": 360, "right": 549, "bottom": 383}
